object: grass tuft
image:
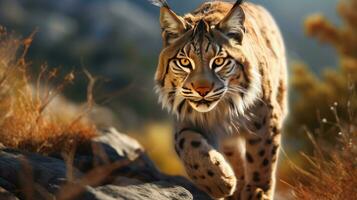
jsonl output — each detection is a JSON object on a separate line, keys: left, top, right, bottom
{"left": 0, "top": 27, "right": 97, "bottom": 155}
{"left": 288, "top": 99, "right": 357, "bottom": 200}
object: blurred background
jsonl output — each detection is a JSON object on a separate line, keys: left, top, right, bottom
{"left": 1, "top": 0, "right": 356, "bottom": 199}
{"left": 0, "top": 0, "right": 339, "bottom": 127}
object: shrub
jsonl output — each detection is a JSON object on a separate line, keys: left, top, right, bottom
{"left": 0, "top": 28, "right": 97, "bottom": 155}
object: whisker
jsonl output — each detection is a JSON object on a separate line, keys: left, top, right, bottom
{"left": 206, "top": 91, "right": 225, "bottom": 98}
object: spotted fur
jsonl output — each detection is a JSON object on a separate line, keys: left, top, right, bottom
{"left": 152, "top": 1, "right": 287, "bottom": 199}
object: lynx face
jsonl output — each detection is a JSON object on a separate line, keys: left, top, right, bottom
{"left": 155, "top": 3, "right": 260, "bottom": 116}
{"left": 169, "top": 30, "right": 242, "bottom": 112}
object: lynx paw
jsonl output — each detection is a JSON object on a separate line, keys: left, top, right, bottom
{"left": 175, "top": 131, "right": 237, "bottom": 199}
{"left": 241, "top": 185, "right": 270, "bottom": 200}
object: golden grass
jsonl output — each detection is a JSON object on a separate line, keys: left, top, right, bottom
{"left": 288, "top": 0, "right": 357, "bottom": 198}
{"left": 287, "top": 102, "right": 357, "bottom": 200}
{"left": 0, "top": 27, "right": 97, "bottom": 155}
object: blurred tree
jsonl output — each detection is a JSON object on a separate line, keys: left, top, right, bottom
{"left": 287, "top": 0, "right": 357, "bottom": 149}
{"left": 283, "top": 2, "right": 357, "bottom": 198}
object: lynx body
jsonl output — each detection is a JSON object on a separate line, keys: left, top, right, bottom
{"left": 153, "top": 1, "right": 287, "bottom": 199}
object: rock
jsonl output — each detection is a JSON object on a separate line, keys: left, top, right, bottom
{"left": 72, "top": 128, "right": 162, "bottom": 181}
{"left": 93, "top": 127, "right": 143, "bottom": 161}
{"left": 0, "top": 128, "right": 211, "bottom": 200}
{"left": 0, "top": 149, "right": 81, "bottom": 194}
{"left": 82, "top": 182, "right": 193, "bottom": 200}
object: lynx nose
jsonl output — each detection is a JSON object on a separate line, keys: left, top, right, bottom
{"left": 192, "top": 81, "right": 213, "bottom": 97}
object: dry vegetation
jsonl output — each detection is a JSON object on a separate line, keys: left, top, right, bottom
{"left": 0, "top": 30, "right": 135, "bottom": 199}
{"left": 0, "top": 27, "right": 97, "bottom": 155}
{"left": 288, "top": 0, "right": 357, "bottom": 138}
{"left": 288, "top": 103, "right": 357, "bottom": 199}
{"left": 287, "top": 0, "right": 357, "bottom": 199}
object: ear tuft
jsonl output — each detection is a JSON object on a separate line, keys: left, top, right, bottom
{"left": 149, "top": 0, "right": 169, "bottom": 8}
{"left": 217, "top": 2, "right": 245, "bottom": 44}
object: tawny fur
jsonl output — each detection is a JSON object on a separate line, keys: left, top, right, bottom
{"left": 154, "top": 1, "right": 287, "bottom": 199}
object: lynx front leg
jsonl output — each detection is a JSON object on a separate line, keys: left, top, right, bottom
{"left": 241, "top": 105, "right": 283, "bottom": 200}
{"left": 174, "top": 129, "right": 237, "bottom": 199}
{"left": 219, "top": 136, "right": 246, "bottom": 200}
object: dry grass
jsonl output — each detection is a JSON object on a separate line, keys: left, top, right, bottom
{"left": 0, "top": 28, "right": 133, "bottom": 199}
{"left": 287, "top": 101, "right": 357, "bottom": 200}
{"left": 287, "top": 0, "right": 357, "bottom": 198}
{"left": 0, "top": 27, "right": 97, "bottom": 155}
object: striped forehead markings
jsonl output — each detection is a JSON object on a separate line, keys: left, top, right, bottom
{"left": 179, "top": 29, "right": 225, "bottom": 59}
{"left": 192, "top": 35, "right": 202, "bottom": 56}
{"left": 195, "top": 43, "right": 201, "bottom": 56}
{"left": 192, "top": 34, "right": 216, "bottom": 57}
{"left": 192, "top": 20, "right": 210, "bottom": 57}
{"left": 205, "top": 40, "right": 211, "bottom": 53}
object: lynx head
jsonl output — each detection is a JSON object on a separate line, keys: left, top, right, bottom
{"left": 152, "top": 0, "right": 261, "bottom": 119}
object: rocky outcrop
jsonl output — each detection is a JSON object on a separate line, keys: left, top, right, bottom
{"left": 0, "top": 128, "right": 211, "bottom": 200}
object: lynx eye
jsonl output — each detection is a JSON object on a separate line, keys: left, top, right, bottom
{"left": 180, "top": 58, "right": 191, "bottom": 66}
{"left": 214, "top": 57, "right": 225, "bottom": 66}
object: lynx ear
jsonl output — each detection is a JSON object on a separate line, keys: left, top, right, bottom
{"left": 217, "top": 1, "right": 245, "bottom": 44}
{"left": 150, "top": 0, "right": 187, "bottom": 45}
{"left": 160, "top": 7, "right": 186, "bottom": 45}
